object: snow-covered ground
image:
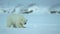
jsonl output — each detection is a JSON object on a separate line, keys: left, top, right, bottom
{"left": 0, "top": 0, "right": 60, "bottom": 34}
{"left": 0, "top": 10, "right": 60, "bottom": 34}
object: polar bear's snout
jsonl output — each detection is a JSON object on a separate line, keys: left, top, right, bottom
{"left": 24, "top": 19, "right": 28, "bottom": 25}
{"left": 24, "top": 23, "right": 26, "bottom": 24}
{"left": 24, "top": 22, "right": 27, "bottom": 25}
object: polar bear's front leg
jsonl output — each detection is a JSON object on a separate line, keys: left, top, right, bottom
{"left": 16, "top": 22, "right": 26, "bottom": 28}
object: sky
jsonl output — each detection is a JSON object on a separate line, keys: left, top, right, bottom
{"left": 0, "top": 0, "right": 60, "bottom": 34}
{"left": 0, "top": 0, "right": 60, "bottom": 7}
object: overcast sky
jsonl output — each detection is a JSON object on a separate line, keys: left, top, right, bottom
{"left": 0, "top": 0, "right": 60, "bottom": 8}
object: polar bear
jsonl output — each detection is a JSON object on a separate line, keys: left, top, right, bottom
{"left": 7, "top": 14, "right": 27, "bottom": 28}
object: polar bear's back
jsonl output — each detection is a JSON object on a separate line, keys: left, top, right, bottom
{"left": 7, "top": 14, "right": 26, "bottom": 24}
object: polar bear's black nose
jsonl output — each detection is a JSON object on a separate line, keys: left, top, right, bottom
{"left": 24, "top": 22, "right": 26, "bottom": 24}
{"left": 24, "top": 19, "right": 27, "bottom": 25}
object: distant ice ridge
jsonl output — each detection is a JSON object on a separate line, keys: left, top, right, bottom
{"left": 0, "top": 4, "right": 50, "bottom": 15}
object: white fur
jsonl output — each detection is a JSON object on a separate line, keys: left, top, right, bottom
{"left": 7, "top": 14, "right": 27, "bottom": 28}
